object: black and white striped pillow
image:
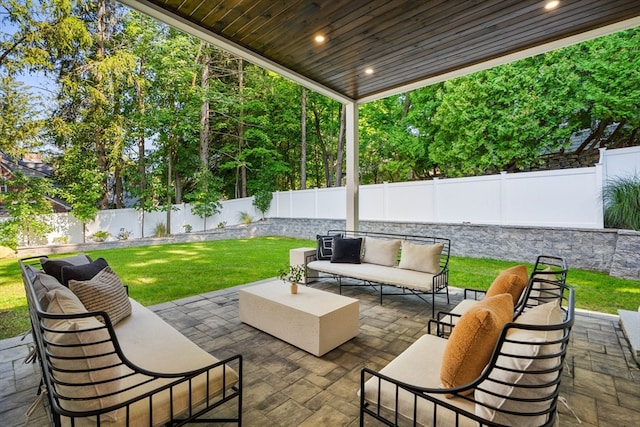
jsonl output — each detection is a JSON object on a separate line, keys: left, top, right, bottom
{"left": 69, "top": 266, "right": 132, "bottom": 325}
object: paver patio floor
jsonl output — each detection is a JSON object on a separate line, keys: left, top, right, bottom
{"left": 1, "top": 279, "right": 639, "bottom": 426}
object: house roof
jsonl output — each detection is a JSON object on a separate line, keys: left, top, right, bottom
{"left": 0, "top": 150, "right": 52, "bottom": 179}
{"left": 122, "top": 0, "right": 640, "bottom": 103}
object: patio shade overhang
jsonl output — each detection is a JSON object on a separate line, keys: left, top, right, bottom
{"left": 118, "top": 0, "right": 640, "bottom": 231}
{"left": 120, "top": 0, "right": 640, "bottom": 105}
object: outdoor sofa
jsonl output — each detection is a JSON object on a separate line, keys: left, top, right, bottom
{"left": 359, "top": 260, "right": 575, "bottom": 426}
{"left": 307, "top": 230, "right": 451, "bottom": 317}
{"left": 19, "top": 254, "right": 242, "bottom": 427}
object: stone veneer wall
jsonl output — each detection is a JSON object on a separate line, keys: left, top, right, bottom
{"left": 17, "top": 217, "right": 639, "bottom": 280}
{"left": 259, "top": 217, "right": 640, "bottom": 280}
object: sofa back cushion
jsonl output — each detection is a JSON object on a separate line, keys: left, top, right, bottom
{"left": 362, "top": 237, "right": 401, "bottom": 266}
{"left": 44, "top": 288, "right": 123, "bottom": 421}
{"left": 40, "top": 254, "right": 92, "bottom": 284}
{"left": 398, "top": 241, "right": 444, "bottom": 274}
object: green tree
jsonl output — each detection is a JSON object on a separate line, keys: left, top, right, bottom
{"left": 252, "top": 187, "right": 273, "bottom": 220}
{"left": 185, "top": 168, "right": 222, "bottom": 231}
{"left": 0, "top": 171, "right": 54, "bottom": 249}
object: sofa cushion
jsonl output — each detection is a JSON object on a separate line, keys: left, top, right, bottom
{"left": 398, "top": 241, "right": 443, "bottom": 274}
{"left": 316, "top": 234, "right": 340, "bottom": 260}
{"left": 44, "top": 289, "right": 123, "bottom": 421}
{"left": 440, "top": 293, "right": 514, "bottom": 395}
{"left": 330, "top": 237, "right": 363, "bottom": 264}
{"left": 32, "top": 273, "right": 67, "bottom": 310}
{"left": 485, "top": 265, "right": 528, "bottom": 305}
{"left": 69, "top": 266, "right": 132, "bottom": 326}
{"left": 475, "top": 300, "right": 564, "bottom": 425}
{"left": 60, "top": 257, "right": 109, "bottom": 286}
{"left": 362, "top": 237, "right": 401, "bottom": 267}
{"left": 41, "top": 254, "right": 92, "bottom": 284}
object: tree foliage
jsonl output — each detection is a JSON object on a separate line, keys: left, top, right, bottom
{"left": 1, "top": 0, "right": 639, "bottom": 223}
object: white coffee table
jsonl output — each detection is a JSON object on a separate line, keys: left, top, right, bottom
{"left": 239, "top": 280, "right": 359, "bottom": 356}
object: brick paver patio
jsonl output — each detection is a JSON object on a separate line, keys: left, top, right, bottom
{"left": 1, "top": 279, "right": 639, "bottom": 426}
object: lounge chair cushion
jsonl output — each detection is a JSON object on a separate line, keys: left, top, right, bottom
{"left": 485, "top": 265, "right": 528, "bottom": 304}
{"left": 69, "top": 266, "right": 132, "bottom": 326}
{"left": 398, "top": 241, "right": 444, "bottom": 274}
{"left": 440, "top": 293, "right": 514, "bottom": 395}
{"left": 362, "top": 237, "right": 401, "bottom": 266}
{"left": 475, "top": 300, "right": 564, "bottom": 425}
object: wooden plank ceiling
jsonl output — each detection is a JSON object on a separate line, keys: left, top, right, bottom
{"left": 129, "top": 0, "right": 640, "bottom": 102}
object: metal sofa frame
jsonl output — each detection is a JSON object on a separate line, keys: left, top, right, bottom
{"left": 19, "top": 255, "right": 242, "bottom": 427}
{"left": 308, "top": 230, "right": 451, "bottom": 317}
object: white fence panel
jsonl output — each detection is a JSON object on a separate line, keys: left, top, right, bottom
{"left": 315, "top": 187, "right": 344, "bottom": 219}
{"left": 290, "top": 189, "right": 317, "bottom": 218}
{"left": 504, "top": 167, "right": 603, "bottom": 228}
{"left": 385, "top": 181, "right": 435, "bottom": 222}
{"left": 434, "top": 175, "right": 503, "bottom": 224}
{"left": 360, "top": 184, "right": 385, "bottom": 221}
{"left": 603, "top": 146, "right": 640, "bottom": 180}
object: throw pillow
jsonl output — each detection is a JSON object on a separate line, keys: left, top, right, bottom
{"left": 316, "top": 234, "right": 341, "bottom": 260}
{"left": 45, "top": 289, "right": 122, "bottom": 421}
{"left": 330, "top": 236, "right": 363, "bottom": 264}
{"left": 362, "top": 237, "right": 401, "bottom": 267}
{"left": 32, "top": 273, "right": 68, "bottom": 310}
{"left": 69, "top": 266, "right": 132, "bottom": 326}
{"left": 475, "top": 301, "right": 564, "bottom": 425}
{"left": 440, "top": 293, "right": 514, "bottom": 396}
{"left": 485, "top": 265, "right": 528, "bottom": 305}
{"left": 398, "top": 241, "right": 444, "bottom": 274}
{"left": 59, "top": 257, "right": 109, "bottom": 286}
{"left": 41, "top": 254, "right": 93, "bottom": 284}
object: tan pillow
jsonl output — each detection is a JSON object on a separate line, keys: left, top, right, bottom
{"left": 398, "top": 241, "right": 444, "bottom": 274}
{"left": 362, "top": 237, "right": 401, "bottom": 266}
{"left": 69, "top": 266, "right": 132, "bottom": 326}
{"left": 485, "top": 265, "right": 528, "bottom": 304}
{"left": 475, "top": 301, "right": 564, "bottom": 425}
{"left": 44, "top": 289, "right": 123, "bottom": 421}
{"left": 440, "top": 293, "right": 514, "bottom": 395}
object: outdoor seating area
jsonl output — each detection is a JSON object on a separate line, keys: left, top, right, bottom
{"left": 2, "top": 274, "right": 639, "bottom": 427}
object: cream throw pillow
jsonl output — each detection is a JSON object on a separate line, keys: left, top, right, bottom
{"left": 362, "top": 237, "right": 401, "bottom": 266}
{"left": 475, "top": 300, "right": 564, "bottom": 425}
{"left": 398, "top": 241, "right": 444, "bottom": 274}
{"left": 440, "top": 293, "right": 514, "bottom": 396}
{"left": 69, "top": 266, "right": 132, "bottom": 326}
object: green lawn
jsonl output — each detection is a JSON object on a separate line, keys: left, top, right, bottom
{"left": 1, "top": 237, "right": 639, "bottom": 340}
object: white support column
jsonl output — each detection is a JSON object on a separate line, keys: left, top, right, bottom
{"left": 345, "top": 101, "right": 359, "bottom": 231}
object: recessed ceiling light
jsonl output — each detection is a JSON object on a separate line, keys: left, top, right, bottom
{"left": 365, "top": 67, "right": 374, "bottom": 75}
{"left": 544, "top": 1, "right": 559, "bottom": 10}
{"left": 314, "top": 34, "right": 326, "bottom": 44}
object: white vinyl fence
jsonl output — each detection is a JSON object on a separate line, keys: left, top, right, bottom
{"left": 33, "top": 146, "right": 640, "bottom": 245}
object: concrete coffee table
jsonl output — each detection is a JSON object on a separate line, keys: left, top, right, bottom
{"left": 239, "top": 280, "right": 359, "bottom": 356}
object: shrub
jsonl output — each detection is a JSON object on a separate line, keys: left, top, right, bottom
{"left": 238, "top": 211, "right": 253, "bottom": 225}
{"left": 603, "top": 174, "right": 640, "bottom": 231}
{"left": 153, "top": 222, "right": 168, "bottom": 237}
{"left": 183, "top": 224, "right": 193, "bottom": 233}
{"left": 252, "top": 189, "right": 273, "bottom": 220}
{"left": 117, "top": 228, "right": 133, "bottom": 240}
{"left": 89, "top": 230, "right": 111, "bottom": 242}
{"left": 52, "top": 236, "right": 69, "bottom": 244}
{"left": 217, "top": 221, "right": 227, "bottom": 229}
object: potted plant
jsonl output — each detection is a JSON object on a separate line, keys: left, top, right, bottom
{"left": 278, "top": 264, "right": 306, "bottom": 294}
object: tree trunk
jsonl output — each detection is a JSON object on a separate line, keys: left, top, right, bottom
{"left": 238, "top": 59, "right": 247, "bottom": 198}
{"left": 312, "top": 106, "right": 332, "bottom": 187}
{"left": 199, "top": 46, "right": 210, "bottom": 168}
{"left": 335, "top": 104, "right": 346, "bottom": 187}
{"left": 95, "top": 0, "right": 109, "bottom": 209}
{"left": 301, "top": 87, "right": 307, "bottom": 190}
{"left": 166, "top": 149, "right": 172, "bottom": 235}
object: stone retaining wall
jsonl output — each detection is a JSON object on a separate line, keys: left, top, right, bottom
{"left": 257, "top": 218, "right": 639, "bottom": 280}
{"left": 16, "top": 217, "right": 640, "bottom": 280}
